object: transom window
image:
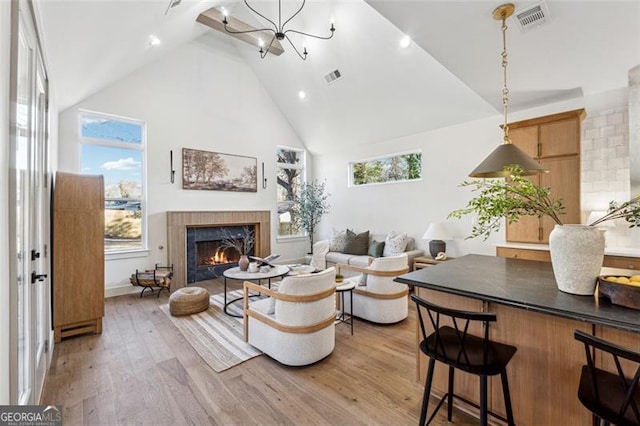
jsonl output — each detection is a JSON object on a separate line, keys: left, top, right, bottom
{"left": 79, "top": 111, "right": 146, "bottom": 252}
{"left": 276, "top": 146, "right": 306, "bottom": 237}
{"left": 349, "top": 150, "right": 422, "bottom": 187}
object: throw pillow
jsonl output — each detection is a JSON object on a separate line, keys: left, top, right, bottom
{"left": 368, "top": 240, "right": 385, "bottom": 257}
{"left": 383, "top": 231, "right": 409, "bottom": 256}
{"left": 343, "top": 230, "right": 370, "bottom": 255}
{"left": 329, "top": 228, "right": 348, "bottom": 252}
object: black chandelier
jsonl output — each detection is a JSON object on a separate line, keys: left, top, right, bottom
{"left": 222, "top": 0, "right": 335, "bottom": 60}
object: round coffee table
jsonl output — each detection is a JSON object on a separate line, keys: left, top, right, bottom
{"left": 223, "top": 265, "right": 290, "bottom": 318}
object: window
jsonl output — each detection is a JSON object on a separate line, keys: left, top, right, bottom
{"left": 349, "top": 150, "right": 422, "bottom": 186}
{"left": 276, "top": 146, "right": 305, "bottom": 237}
{"left": 79, "top": 111, "right": 146, "bottom": 252}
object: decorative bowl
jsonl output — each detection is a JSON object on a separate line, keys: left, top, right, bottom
{"left": 597, "top": 276, "right": 640, "bottom": 311}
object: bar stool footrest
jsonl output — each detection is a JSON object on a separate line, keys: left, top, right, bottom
{"left": 427, "top": 392, "right": 513, "bottom": 425}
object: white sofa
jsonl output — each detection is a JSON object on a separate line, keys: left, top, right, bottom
{"left": 311, "top": 233, "right": 423, "bottom": 276}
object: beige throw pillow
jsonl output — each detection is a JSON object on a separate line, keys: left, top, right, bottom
{"left": 329, "top": 228, "right": 349, "bottom": 252}
{"left": 383, "top": 231, "right": 409, "bottom": 256}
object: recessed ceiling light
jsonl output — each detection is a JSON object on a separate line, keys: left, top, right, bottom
{"left": 400, "top": 35, "right": 411, "bottom": 48}
{"left": 298, "top": 91, "right": 307, "bottom": 100}
{"left": 148, "top": 35, "right": 162, "bottom": 47}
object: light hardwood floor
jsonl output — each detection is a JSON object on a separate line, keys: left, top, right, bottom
{"left": 41, "top": 279, "right": 477, "bottom": 425}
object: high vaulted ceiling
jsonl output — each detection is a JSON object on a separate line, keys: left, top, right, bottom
{"left": 35, "top": 0, "right": 640, "bottom": 155}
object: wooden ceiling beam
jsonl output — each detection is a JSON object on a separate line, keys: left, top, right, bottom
{"left": 196, "top": 7, "right": 285, "bottom": 56}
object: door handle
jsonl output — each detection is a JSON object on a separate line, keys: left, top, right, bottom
{"left": 31, "top": 272, "right": 47, "bottom": 284}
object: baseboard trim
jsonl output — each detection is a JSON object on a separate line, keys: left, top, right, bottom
{"left": 105, "top": 285, "right": 139, "bottom": 298}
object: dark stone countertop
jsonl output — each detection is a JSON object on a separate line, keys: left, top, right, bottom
{"left": 396, "top": 254, "right": 640, "bottom": 333}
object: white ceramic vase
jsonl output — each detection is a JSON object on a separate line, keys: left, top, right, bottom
{"left": 549, "top": 224, "right": 605, "bottom": 295}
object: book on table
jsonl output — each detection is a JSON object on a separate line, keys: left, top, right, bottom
{"left": 249, "top": 254, "right": 280, "bottom": 267}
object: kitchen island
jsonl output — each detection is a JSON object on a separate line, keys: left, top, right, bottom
{"left": 396, "top": 254, "right": 640, "bottom": 425}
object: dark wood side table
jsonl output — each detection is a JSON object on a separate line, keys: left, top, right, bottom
{"left": 335, "top": 280, "right": 355, "bottom": 335}
{"left": 412, "top": 255, "right": 452, "bottom": 271}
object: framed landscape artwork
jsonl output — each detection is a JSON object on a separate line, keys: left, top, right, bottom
{"left": 182, "top": 148, "right": 257, "bottom": 192}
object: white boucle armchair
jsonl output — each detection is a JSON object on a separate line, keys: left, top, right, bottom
{"left": 337, "top": 253, "right": 410, "bottom": 324}
{"left": 243, "top": 267, "right": 337, "bottom": 366}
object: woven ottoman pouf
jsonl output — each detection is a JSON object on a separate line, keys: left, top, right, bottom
{"left": 169, "top": 287, "right": 210, "bottom": 316}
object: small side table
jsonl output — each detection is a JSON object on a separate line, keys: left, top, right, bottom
{"left": 413, "top": 255, "right": 453, "bottom": 271}
{"left": 335, "top": 280, "right": 355, "bottom": 335}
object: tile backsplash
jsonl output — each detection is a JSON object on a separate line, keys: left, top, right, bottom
{"left": 581, "top": 107, "right": 636, "bottom": 248}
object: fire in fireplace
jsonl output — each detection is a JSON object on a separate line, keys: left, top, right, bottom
{"left": 196, "top": 241, "right": 241, "bottom": 266}
{"left": 186, "top": 224, "right": 256, "bottom": 283}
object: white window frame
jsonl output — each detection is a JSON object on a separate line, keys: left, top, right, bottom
{"left": 276, "top": 145, "right": 307, "bottom": 240}
{"left": 348, "top": 149, "right": 423, "bottom": 187}
{"left": 78, "top": 109, "right": 148, "bottom": 254}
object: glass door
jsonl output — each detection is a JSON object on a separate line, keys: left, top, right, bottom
{"left": 11, "top": 0, "right": 50, "bottom": 404}
{"left": 15, "top": 12, "right": 34, "bottom": 404}
{"left": 32, "top": 50, "right": 50, "bottom": 401}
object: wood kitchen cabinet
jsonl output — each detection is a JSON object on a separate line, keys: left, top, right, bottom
{"left": 496, "top": 246, "right": 640, "bottom": 271}
{"left": 414, "top": 277, "right": 592, "bottom": 425}
{"left": 404, "top": 255, "right": 637, "bottom": 426}
{"left": 506, "top": 109, "right": 585, "bottom": 243}
{"left": 53, "top": 172, "right": 105, "bottom": 342}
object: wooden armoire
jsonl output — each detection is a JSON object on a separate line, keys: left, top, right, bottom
{"left": 53, "top": 172, "right": 105, "bottom": 342}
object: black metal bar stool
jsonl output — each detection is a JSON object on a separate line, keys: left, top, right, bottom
{"left": 411, "top": 294, "right": 517, "bottom": 426}
{"left": 574, "top": 330, "right": 640, "bottom": 426}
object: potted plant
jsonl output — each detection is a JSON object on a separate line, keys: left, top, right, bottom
{"left": 292, "top": 180, "right": 331, "bottom": 254}
{"left": 449, "top": 165, "right": 640, "bottom": 294}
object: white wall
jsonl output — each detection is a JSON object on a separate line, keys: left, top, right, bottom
{"left": 314, "top": 114, "right": 505, "bottom": 258}
{"left": 314, "top": 91, "right": 637, "bottom": 257}
{"left": 0, "top": 0, "right": 12, "bottom": 405}
{"left": 58, "top": 35, "right": 309, "bottom": 293}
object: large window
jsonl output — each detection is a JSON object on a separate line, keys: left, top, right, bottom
{"left": 79, "top": 111, "right": 146, "bottom": 252}
{"left": 276, "top": 146, "right": 305, "bottom": 237}
{"left": 349, "top": 150, "right": 422, "bottom": 186}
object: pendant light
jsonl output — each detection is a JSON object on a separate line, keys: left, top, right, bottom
{"left": 222, "top": 0, "right": 335, "bottom": 60}
{"left": 469, "top": 3, "right": 547, "bottom": 178}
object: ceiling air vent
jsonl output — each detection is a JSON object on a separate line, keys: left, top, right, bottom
{"left": 513, "top": 1, "right": 551, "bottom": 33}
{"left": 324, "top": 69, "right": 343, "bottom": 85}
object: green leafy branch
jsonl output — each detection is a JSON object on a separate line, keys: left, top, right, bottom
{"left": 448, "top": 165, "right": 565, "bottom": 240}
{"left": 589, "top": 196, "right": 640, "bottom": 227}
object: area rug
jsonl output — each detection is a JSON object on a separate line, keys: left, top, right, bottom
{"left": 159, "top": 290, "right": 261, "bottom": 372}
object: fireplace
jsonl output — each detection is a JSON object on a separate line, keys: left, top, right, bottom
{"left": 186, "top": 225, "right": 255, "bottom": 283}
{"left": 167, "top": 211, "right": 271, "bottom": 290}
{"left": 196, "top": 241, "right": 239, "bottom": 266}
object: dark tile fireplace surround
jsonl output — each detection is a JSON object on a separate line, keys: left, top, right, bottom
{"left": 167, "top": 211, "right": 271, "bottom": 291}
{"left": 186, "top": 225, "right": 255, "bottom": 283}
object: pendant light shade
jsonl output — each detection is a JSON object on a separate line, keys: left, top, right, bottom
{"left": 469, "top": 144, "right": 547, "bottom": 178}
{"left": 469, "top": 3, "right": 547, "bottom": 178}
